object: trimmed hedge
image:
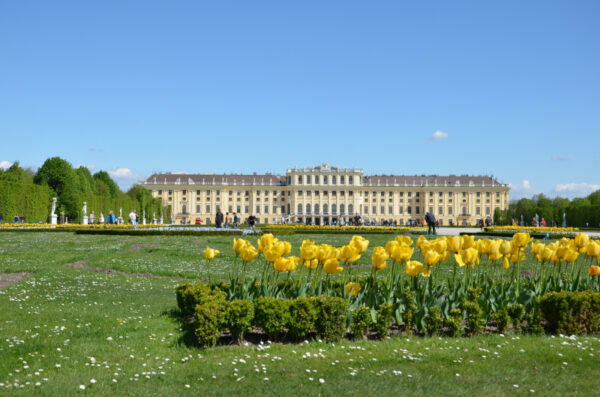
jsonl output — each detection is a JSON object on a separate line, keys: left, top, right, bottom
{"left": 76, "top": 229, "right": 243, "bottom": 236}
{"left": 540, "top": 291, "right": 600, "bottom": 335}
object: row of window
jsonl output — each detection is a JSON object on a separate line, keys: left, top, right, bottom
{"left": 296, "top": 175, "right": 355, "bottom": 185}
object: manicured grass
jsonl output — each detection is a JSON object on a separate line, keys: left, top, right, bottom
{"left": 1, "top": 232, "right": 599, "bottom": 395}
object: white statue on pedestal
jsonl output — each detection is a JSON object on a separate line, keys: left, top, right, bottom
{"left": 82, "top": 202, "right": 89, "bottom": 225}
{"left": 160, "top": 213, "right": 164, "bottom": 224}
{"left": 50, "top": 197, "right": 58, "bottom": 225}
{"left": 153, "top": 211, "right": 157, "bottom": 224}
{"left": 143, "top": 209, "right": 146, "bottom": 225}
{"left": 118, "top": 208, "right": 123, "bottom": 224}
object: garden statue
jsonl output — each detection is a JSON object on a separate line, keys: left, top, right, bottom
{"left": 50, "top": 197, "right": 58, "bottom": 224}
{"left": 82, "top": 202, "right": 88, "bottom": 225}
{"left": 152, "top": 211, "right": 157, "bottom": 224}
{"left": 520, "top": 215, "right": 524, "bottom": 226}
{"left": 562, "top": 213, "right": 567, "bottom": 228}
{"left": 160, "top": 213, "right": 164, "bottom": 224}
{"left": 118, "top": 208, "right": 123, "bottom": 224}
{"left": 143, "top": 209, "right": 146, "bottom": 225}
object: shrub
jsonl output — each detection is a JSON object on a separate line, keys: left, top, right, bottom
{"left": 507, "top": 303, "right": 525, "bottom": 333}
{"left": 226, "top": 300, "right": 254, "bottom": 344}
{"left": 424, "top": 306, "right": 443, "bottom": 337}
{"left": 351, "top": 305, "right": 372, "bottom": 340}
{"left": 400, "top": 287, "right": 417, "bottom": 334}
{"left": 463, "top": 288, "right": 483, "bottom": 335}
{"left": 446, "top": 308, "right": 463, "bottom": 337}
{"left": 287, "top": 298, "right": 318, "bottom": 340}
{"left": 540, "top": 291, "right": 600, "bottom": 335}
{"left": 194, "top": 288, "right": 227, "bottom": 348}
{"left": 523, "top": 309, "right": 544, "bottom": 335}
{"left": 375, "top": 303, "right": 394, "bottom": 340}
{"left": 253, "top": 297, "right": 289, "bottom": 340}
{"left": 176, "top": 283, "right": 213, "bottom": 317}
{"left": 494, "top": 308, "right": 510, "bottom": 334}
{"left": 312, "top": 296, "right": 348, "bottom": 343}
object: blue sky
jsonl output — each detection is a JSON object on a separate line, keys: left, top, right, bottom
{"left": 1, "top": 1, "right": 598, "bottom": 199}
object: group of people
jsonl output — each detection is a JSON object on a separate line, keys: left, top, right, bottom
{"left": 214, "top": 210, "right": 257, "bottom": 231}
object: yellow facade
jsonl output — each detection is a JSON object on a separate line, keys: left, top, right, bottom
{"left": 142, "top": 163, "right": 509, "bottom": 226}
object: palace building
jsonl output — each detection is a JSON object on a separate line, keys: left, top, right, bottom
{"left": 142, "top": 163, "right": 510, "bottom": 226}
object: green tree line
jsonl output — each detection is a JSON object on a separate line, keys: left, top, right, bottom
{"left": 493, "top": 191, "right": 600, "bottom": 228}
{"left": 0, "top": 157, "right": 171, "bottom": 223}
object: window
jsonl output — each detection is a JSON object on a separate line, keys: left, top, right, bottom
{"left": 298, "top": 190, "right": 303, "bottom": 196}
{"left": 349, "top": 176, "right": 353, "bottom": 184}
{"left": 389, "top": 206, "right": 393, "bottom": 215}
{"left": 332, "top": 176, "right": 337, "bottom": 184}
{"left": 323, "top": 176, "right": 328, "bottom": 184}
{"left": 256, "top": 205, "right": 260, "bottom": 214}
{"left": 364, "top": 207, "right": 369, "bottom": 215}
{"left": 486, "top": 207, "right": 490, "bottom": 215}
{"left": 349, "top": 191, "right": 354, "bottom": 196}
{"left": 297, "top": 204, "right": 303, "bottom": 215}
{"left": 281, "top": 205, "right": 285, "bottom": 214}
{"left": 158, "top": 190, "right": 163, "bottom": 195}
{"left": 416, "top": 207, "right": 420, "bottom": 214}
{"left": 169, "top": 190, "right": 173, "bottom": 195}
{"left": 245, "top": 205, "right": 249, "bottom": 213}
{"left": 306, "top": 175, "right": 311, "bottom": 184}
{"left": 439, "top": 206, "right": 443, "bottom": 215}
{"left": 314, "top": 190, "right": 319, "bottom": 196}
{"left": 462, "top": 206, "right": 467, "bottom": 215}
{"left": 182, "top": 190, "right": 187, "bottom": 195}
{"left": 306, "top": 191, "right": 311, "bottom": 196}
{"left": 323, "top": 190, "right": 328, "bottom": 196}
{"left": 429, "top": 206, "right": 433, "bottom": 213}
{"left": 416, "top": 192, "right": 420, "bottom": 197}
{"left": 298, "top": 175, "right": 303, "bottom": 184}
{"left": 348, "top": 204, "right": 354, "bottom": 214}
{"left": 314, "top": 204, "right": 320, "bottom": 215}
{"left": 323, "top": 204, "right": 328, "bottom": 215}
{"left": 306, "top": 204, "right": 311, "bottom": 215}
{"left": 496, "top": 192, "right": 500, "bottom": 197}
{"left": 340, "top": 191, "right": 345, "bottom": 196}
{"left": 340, "top": 204, "right": 345, "bottom": 215}
{"left": 486, "top": 192, "right": 490, "bottom": 197}
{"left": 340, "top": 176, "right": 345, "bottom": 184}
{"left": 408, "top": 192, "right": 412, "bottom": 197}
{"left": 264, "top": 206, "right": 268, "bottom": 214}
{"left": 448, "top": 207, "right": 453, "bottom": 215}
{"left": 399, "top": 192, "right": 404, "bottom": 197}
{"left": 381, "top": 206, "right": 385, "bottom": 215}
{"left": 228, "top": 205, "right": 232, "bottom": 212}
{"left": 237, "top": 205, "right": 241, "bottom": 213}
{"left": 206, "top": 204, "right": 210, "bottom": 213}
{"left": 182, "top": 205, "right": 187, "bottom": 214}
{"left": 245, "top": 191, "right": 249, "bottom": 196}
{"left": 449, "top": 192, "right": 452, "bottom": 197}
{"left": 408, "top": 206, "right": 412, "bottom": 214}
{"left": 476, "top": 207, "right": 481, "bottom": 215}
{"left": 477, "top": 192, "right": 481, "bottom": 197}
{"left": 439, "top": 192, "right": 443, "bottom": 197}
{"left": 332, "top": 191, "right": 337, "bottom": 196}
{"left": 462, "top": 192, "right": 467, "bottom": 197}
{"left": 216, "top": 190, "right": 220, "bottom": 195}
{"left": 429, "top": 198, "right": 433, "bottom": 203}
{"left": 399, "top": 206, "right": 403, "bottom": 214}
{"left": 197, "top": 196, "right": 201, "bottom": 202}
{"left": 196, "top": 205, "right": 200, "bottom": 213}
{"left": 332, "top": 204, "right": 337, "bottom": 215}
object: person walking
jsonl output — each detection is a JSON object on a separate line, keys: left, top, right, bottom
{"left": 215, "top": 209, "right": 224, "bottom": 228}
{"left": 99, "top": 212, "right": 105, "bottom": 224}
{"left": 129, "top": 209, "right": 137, "bottom": 225}
{"left": 248, "top": 214, "right": 256, "bottom": 232}
{"left": 0, "top": 213, "right": 3, "bottom": 224}
{"left": 233, "top": 212, "right": 239, "bottom": 228}
{"left": 425, "top": 211, "right": 436, "bottom": 235}
{"left": 225, "top": 212, "right": 230, "bottom": 228}
{"left": 106, "top": 211, "right": 117, "bottom": 224}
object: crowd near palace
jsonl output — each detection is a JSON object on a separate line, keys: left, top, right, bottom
{"left": 142, "top": 163, "right": 510, "bottom": 226}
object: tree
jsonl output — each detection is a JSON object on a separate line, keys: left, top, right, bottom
{"left": 93, "top": 171, "right": 119, "bottom": 199}
{"left": 588, "top": 190, "right": 600, "bottom": 206}
{"left": 34, "top": 157, "right": 77, "bottom": 195}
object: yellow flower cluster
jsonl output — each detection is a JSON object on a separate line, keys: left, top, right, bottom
{"left": 0, "top": 223, "right": 167, "bottom": 229}
{"left": 530, "top": 233, "right": 600, "bottom": 273}
{"left": 265, "top": 224, "right": 427, "bottom": 232}
{"left": 487, "top": 226, "right": 578, "bottom": 233}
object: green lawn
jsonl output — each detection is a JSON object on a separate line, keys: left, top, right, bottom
{"left": 0, "top": 232, "right": 599, "bottom": 396}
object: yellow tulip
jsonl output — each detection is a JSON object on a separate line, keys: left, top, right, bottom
{"left": 454, "top": 248, "right": 478, "bottom": 268}
{"left": 282, "top": 241, "right": 292, "bottom": 256}
{"left": 274, "top": 257, "right": 290, "bottom": 272}
{"left": 461, "top": 235, "right": 475, "bottom": 249}
{"left": 300, "top": 240, "right": 318, "bottom": 261}
{"left": 502, "top": 256, "right": 510, "bottom": 269}
{"left": 385, "top": 240, "right": 399, "bottom": 256}
{"left": 421, "top": 266, "right": 431, "bottom": 277}
{"left": 339, "top": 245, "right": 361, "bottom": 263}
{"left": 499, "top": 240, "right": 512, "bottom": 256}
{"left": 564, "top": 249, "right": 579, "bottom": 263}
{"left": 303, "top": 258, "right": 319, "bottom": 270}
{"left": 540, "top": 246, "right": 554, "bottom": 262}
{"left": 288, "top": 256, "right": 300, "bottom": 272}
{"left": 345, "top": 282, "right": 361, "bottom": 297}
{"left": 324, "top": 258, "right": 343, "bottom": 274}
{"left": 416, "top": 235, "right": 428, "bottom": 250}
{"left": 574, "top": 233, "right": 590, "bottom": 250}
{"left": 391, "top": 245, "right": 413, "bottom": 263}
{"left": 589, "top": 265, "right": 600, "bottom": 276}
{"left": 240, "top": 245, "right": 258, "bottom": 263}
{"left": 512, "top": 232, "right": 532, "bottom": 249}
{"left": 233, "top": 238, "right": 248, "bottom": 254}
{"left": 433, "top": 238, "right": 447, "bottom": 254}
{"left": 405, "top": 260, "right": 423, "bottom": 277}
{"left": 372, "top": 246, "right": 389, "bottom": 271}
{"left": 395, "top": 235, "right": 413, "bottom": 246}
{"left": 350, "top": 236, "right": 369, "bottom": 253}
{"left": 447, "top": 236, "right": 462, "bottom": 253}
{"left": 586, "top": 241, "right": 600, "bottom": 258}
{"left": 258, "top": 233, "right": 276, "bottom": 252}
{"left": 424, "top": 250, "right": 441, "bottom": 267}
{"left": 203, "top": 247, "right": 220, "bottom": 260}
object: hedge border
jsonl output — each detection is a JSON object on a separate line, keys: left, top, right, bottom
{"left": 75, "top": 229, "right": 244, "bottom": 236}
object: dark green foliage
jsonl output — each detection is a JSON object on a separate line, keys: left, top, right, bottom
{"left": 75, "top": 229, "right": 243, "bottom": 236}
{"left": 507, "top": 303, "right": 525, "bottom": 333}
{"left": 463, "top": 288, "right": 484, "bottom": 336}
{"left": 287, "top": 297, "right": 317, "bottom": 340}
{"left": 523, "top": 310, "right": 544, "bottom": 335}
{"left": 494, "top": 308, "right": 510, "bottom": 333}
{"left": 540, "top": 291, "right": 600, "bottom": 335}
{"left": 350, "top": 305, "right": 372, "bottom": 339}
{"left": 400, "top": 286, "right": 416, "bottom": 334}
{"left": 194, "top": 290, "right": 227, "bottom": 348}
{"left": 253, "top": 297, "right": 289, "bottom": 340}
{"left": 226, "top": 300, "right": 254, "bottom": 344}
{"left": 446, "top": 308, "right": 464, "bottom": 337}
{"left": 375, "top": 303, "right": 393, "bottom": 340}
{"left": 93, "top": 171, "right": 119, "bottom": 199}
{"left": 312, "top": 296, "right": 348, "bottom": 343}
{"left": 424, "top": 306, "right": 443, "bottom": 336}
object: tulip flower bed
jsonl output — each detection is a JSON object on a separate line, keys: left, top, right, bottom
{"left": 2, "top": 232, "right": 600, "bottom": 394}
{"left": 178, "top": 232, "right": 600, "bottom": 347}
{"left": 263, "top": 224, "right": 428, "bottom": 235}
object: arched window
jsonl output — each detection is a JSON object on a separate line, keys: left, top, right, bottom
{"left": 297, "top": 204, "right": 302, "bottom": 215}
{"left": 348, "top": 204, "right": 354, "bottom": 215}
{"left": 306, "top": 204, "right": 311, "bottom": 215}
{"left": 323, "top": 204, "right": 328, "bottom": 215}
{"left": 340, "top": 204, "right": 345, "bottom": 215}
{"left": 332, "top": 204, "right": 337, "bottom": 215}
{"left": 182, "top": 205, "right": 187, "bottom": 214}
{"left": 314, "top": 204, "right": 320, "bottom": 215}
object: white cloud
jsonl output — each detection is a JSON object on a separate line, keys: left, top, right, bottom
{"left": 550, "top": 156, "right": 569, "bottom": 162}
{"left": 108, "top": 167, "right": 142, "bottom": 191}
{"left": 0, "top": 160, "right": 12, "bottom": 170}
{"left": 430, "top": 130, "right": 448, "bottom": 141}
{"left": 508, "top": 179, "right": 533, "bottom": 199}
{"left": 553, "top": 183, "right": 600, "bottom": 198}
